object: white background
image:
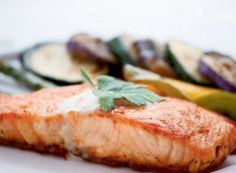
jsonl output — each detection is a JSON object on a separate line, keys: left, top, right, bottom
{"left": 0, "top": 0, "right": 236, "bottom": 172}
{"left": 0, "top": 0, "right": 236, "bottom": 57}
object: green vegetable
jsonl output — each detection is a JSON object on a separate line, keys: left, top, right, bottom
{"left": 21, "top": 43, "right": 108, "bottom": 85}
{"left": 107, "top": 35, "right": 136, "bottom": 65}
{"left": 0, "top": 61, "right": 56, "bottom": 90}
{"left": 166, "top": 40, "right": 211, "bottom": 85}
{"left": 80, "top": 69, "right": 164, "bottom": 112}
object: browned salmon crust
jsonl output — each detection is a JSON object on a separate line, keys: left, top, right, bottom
{"left": 0, "top": 85, "right": 236, "bottom": 173}
{"left": 67, "top": 99, "right": 236, "bottom": 173}
{"left": 0, "top": 137, "right": 67, "bottom": 156}
{"left": 0, "top": 85, "right": 86, "bottom": 157}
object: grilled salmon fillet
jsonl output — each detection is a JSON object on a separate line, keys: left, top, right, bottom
{"left": 0, "top": 85, "right": 236, "bottom": 172}
{"left": 0, "top": 85, "right": 86, "bottom": 156}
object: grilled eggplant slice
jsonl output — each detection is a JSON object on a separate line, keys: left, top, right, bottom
{"left": 0, "top": 61, "right": 56, "bottom": 90}
{"left": 21, "top": 43, "right": 108, "bottom": 84}
{"left": 166, "top": 40, "right": 211, "bottom": 85}
{"left": 134, "top": 39, "right": 176, "bottom": 78}
{"left": 107, "top": 35, "right": 137, "bottom": 65}
{"left": 199, "top": 52, "right": 236, "bottom": 92}
{"left": 67, "top": 33, "right": 116, "bottom": 64}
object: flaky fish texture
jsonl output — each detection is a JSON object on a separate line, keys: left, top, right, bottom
{"left": 0, "top": 85, "right": 235, "bottom": 172}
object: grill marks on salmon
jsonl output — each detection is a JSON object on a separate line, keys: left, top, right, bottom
{"left": 0, "top": 85, "right": 235, "bottom": 172}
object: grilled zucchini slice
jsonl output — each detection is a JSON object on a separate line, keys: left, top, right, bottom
{"left": 107, "top": 35, "right": 137, "bottom": 65}
{"left": 21, "top": 43, "right": 108, "bottom": 84}
{"left": 166, "top": 40, "right": 211, "bottom": 85}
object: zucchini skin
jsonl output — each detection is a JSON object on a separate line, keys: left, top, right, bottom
{"left": 166, "top": 44, "right": 194, "bottom": 82}
{"left": 0, "top": 61, "right": 56, "bottom": 90}
{"left": 166, "top": 44, "right": 212, "bottom": 86}
{"left": 20, "top": 42, "right": 82, "bottom": 85}
{"left": 107, "top": 37, "right": 134, "bottom": 65}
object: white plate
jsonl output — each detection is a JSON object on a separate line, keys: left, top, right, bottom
{"left": 0, "top": 145, "right": 235, "bottom": 173}
{"left": 1, "top": 0, "right": 236, "bottom": 172}
{"left": 0, "top": 146, "right": 235, "bottom": 173}
{"left": 0, "top": 146, "right": 135, "bottom": 173}
{"left": 0, "top": 146, "right": 137, "bottom": 173}
{"left": 0, "top": 57, "right": 236, "bottom": 173}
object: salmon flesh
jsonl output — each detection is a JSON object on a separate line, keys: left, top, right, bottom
{"left": 0, "top": 85, "right": 235, "bottom": 172}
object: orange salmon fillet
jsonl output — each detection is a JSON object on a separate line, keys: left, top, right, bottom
{"left": 0, "top": 84, "right": 235, "bottom": 172}
{"left": 0, "top": 85, "right": 86, "bottom": 156}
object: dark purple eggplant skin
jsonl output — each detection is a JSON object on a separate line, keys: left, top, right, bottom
{"left": 134, "top": 39, "right": 163, "bottom": 66}
{"left": 67, "top": 40, "right": 99, "bottom": 62}
{"left": 133, "top": 39, "right": 176, "bottom": 78}
{"left": 67, "top": 34, "right": 116, "bottom": 64}
{"left": 199, "top": 52, "right": 236, "bottom": 92}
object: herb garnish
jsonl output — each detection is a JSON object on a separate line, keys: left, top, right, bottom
{"left": 80, "top": 70, "right": 164, "bottom": 112}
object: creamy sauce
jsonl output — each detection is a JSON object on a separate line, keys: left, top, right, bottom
{"left": 58, "top": 90, "right": 99, "bottom": 115}
{"left": 57, "top": 90, "right": 99, "bottom": 152}
{"left": 59, "top": 121, "right": 74, "bottom": 152}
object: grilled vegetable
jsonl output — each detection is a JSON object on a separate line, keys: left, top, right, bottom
{"left": 166, "top": 40, "right": 211, "bottom": 85}
{"left": 123, "top": 65, "right": 187, "bottom": 99}
{"left": 199, "top": 52, "right": 236, "bottom": 92}
{"left": 107, "top": 35, "right": 137, "bottom": 65}
{"left": 0, "top": 61, "right": 56, "bottom": 90}
{"left": 67, "top": 33, "right": 116, "bottom": 64}
{"left": 134, "top": 39, "right": 176, "bottom": 78}
{"left": 123, "top": 65, "right": 236, "bottom": 120}
{"left": 21, "top": 43, "right": 108, "bottom": 84}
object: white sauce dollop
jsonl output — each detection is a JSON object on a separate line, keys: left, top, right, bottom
{"left": 57, "top": 89, "right": 99, "bottom": 152}
{"left": 58, "top": 89, "right": 99, "bottom": 115}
